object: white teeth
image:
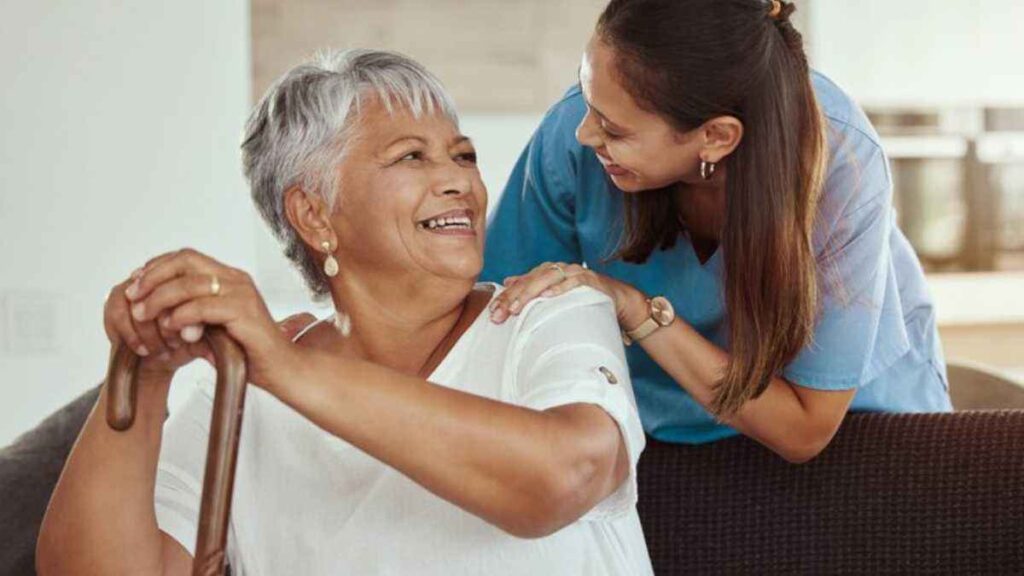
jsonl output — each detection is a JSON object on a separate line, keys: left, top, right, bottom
{"left": 420, "top": 214, "right": 472, "bottom": 230}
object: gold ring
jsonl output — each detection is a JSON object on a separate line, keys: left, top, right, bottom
{"left": 549, "top": 264, "right": 568, "bottom": 282}
{"left": 210, "top": 275, "right": 221, "bottom": 296}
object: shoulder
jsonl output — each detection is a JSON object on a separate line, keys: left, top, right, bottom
{"left": 529, "top": 85, "right": 589, "bottom": 160}
{"left": 812, "top": 69, "right": 884, "bottom": 151}
{"left": 812, "top": 70, "right": 893, "bottom": 224}
{"left": 515, "top": 285, "right": 619, "bottom": 336}
{"left": 542, "top": 84, "right": 589, "bottom": 131}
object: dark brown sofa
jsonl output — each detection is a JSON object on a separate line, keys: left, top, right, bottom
{"left": 3, "top": 385, "right": 1023, "bottom": 575}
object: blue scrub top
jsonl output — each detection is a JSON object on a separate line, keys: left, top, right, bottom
{"left": 481, "top": 71, "right": 952, "bottom": 444}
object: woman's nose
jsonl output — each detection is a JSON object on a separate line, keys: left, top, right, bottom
{"left": 434, "top": 166, "right": 472, "bottom": 197}
{"left": 575, "top": 111, "right": 601, "bottom": 149}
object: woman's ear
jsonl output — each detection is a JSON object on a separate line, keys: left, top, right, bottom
{"left": 699, "top": 116, "right": 744, "bottom": 163}
{"left": 283, "top": 186, "right": 337, "bottom": 250}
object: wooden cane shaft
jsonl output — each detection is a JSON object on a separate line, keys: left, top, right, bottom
{"left": 106, "top": 327, "right": 247, "bottom": 576}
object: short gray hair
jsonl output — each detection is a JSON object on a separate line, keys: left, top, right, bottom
{"left": 242, "top": 49, "right": 459, "bottom": 300}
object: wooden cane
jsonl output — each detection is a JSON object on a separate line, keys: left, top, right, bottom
{"left": 106, "top": 327, "right": 248, "bottom": 576}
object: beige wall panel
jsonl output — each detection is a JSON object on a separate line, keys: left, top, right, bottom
{"left": 252, "top": 0, "right": 605, "bottom": 111}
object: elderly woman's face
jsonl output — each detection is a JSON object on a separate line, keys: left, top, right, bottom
{"left": 333, "top": 97, "right": 486, "bottom": 283}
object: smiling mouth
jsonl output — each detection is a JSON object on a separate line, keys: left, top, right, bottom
{"left": 416, "top": 209, "right": 476, "bottom": 234}
{"left": 596, "top": 154, "right": 628, "bottom": 175}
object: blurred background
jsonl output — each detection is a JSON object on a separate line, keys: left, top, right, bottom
{"left": 2, "top": 0, "right": 1022, "bottom": 446}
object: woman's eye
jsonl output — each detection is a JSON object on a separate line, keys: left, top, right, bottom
{"left": 602, "top": 126, "right": 624, "bottom": 140}
{"left": 456, "top": 152, "right": 478, "bottom": 164}
{"left": 399, "top": 151, "right": 423, "bottom": 162}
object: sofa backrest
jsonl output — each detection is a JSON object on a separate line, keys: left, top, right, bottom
{"left": 637, "top": 411, "right": 1024, "bottom": 574}
{"left": 4, "top": 387, "right": 1023, "bottom": 575}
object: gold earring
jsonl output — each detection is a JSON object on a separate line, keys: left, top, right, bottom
{"left": 321, "top": 241, "right": 339, "bottom": 277}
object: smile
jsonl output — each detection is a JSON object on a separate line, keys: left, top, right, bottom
{"left": 416, "top": 208, "right": 476, "bottom": 236}
{"left": 596, "top": 153, "right": 629, "bottom": 177}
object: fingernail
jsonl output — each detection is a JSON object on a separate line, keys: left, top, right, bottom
{"left": 136, "top": 345, "right": 150, "bottom": 356}
{"left": 181, "top": 325, "right": 204, "bottom": 343}
{"left": 131, "top": 303, "right": 146, "bottom": 321}
{"left": 130, "top": 267, "right": 144, "bottom": 280}
{"left": 541, "top": 289, "right": 554, "bottom": 298}
{"left": 125, "top": 280, "right": 140, "bottom": 300}
{"left": 166, "top": 339, "right": 181, "bottom": 349}
{"left": 160, "top": 315, "right": 171, "bottom": 328}
{"left": 488, "top": 299, "right": 500, "bottom": 312}
{"left": 490, "top": 309, "right": 506, "bottom": 323}
{"left": 158, "top": 352, "right": 171, "bottom": 362}
{"left": 509, "top": 299, "right": 521, "bottom": 312}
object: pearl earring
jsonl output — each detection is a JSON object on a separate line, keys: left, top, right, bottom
{"left": 321, "top": 241, "right": 339, "bottom": 277}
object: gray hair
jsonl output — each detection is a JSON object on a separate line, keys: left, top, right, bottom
{"left": 241, "top": 49, "right": 459, "bottom": 300}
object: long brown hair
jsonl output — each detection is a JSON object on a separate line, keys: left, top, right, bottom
{"left": 598, "top": 0, "right": 828, "bottom": 416}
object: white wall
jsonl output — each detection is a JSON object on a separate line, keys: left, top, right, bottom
{"left": 0, "top": 0, "right": 546, "bottom": 446}
{"left": 810, "top": 0, "right": 1024, "bottom": 107}
{"left": 0, "top": 0, "right": 252, "bottom": 446}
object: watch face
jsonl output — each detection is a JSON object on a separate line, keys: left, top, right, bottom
{"left": 650, "top": 296, "right": 675, "bottom": 326}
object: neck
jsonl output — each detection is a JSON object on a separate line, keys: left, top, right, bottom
{"left": 327, "top": 272, "right": 477, "bottom": 375}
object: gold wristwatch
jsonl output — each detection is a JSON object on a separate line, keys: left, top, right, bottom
{"left": 622, "top": 296, "right": 675, "bottom": 346}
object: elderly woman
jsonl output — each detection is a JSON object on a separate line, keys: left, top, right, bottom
{"left": 36, "top": 50, "right": 653, "bottom": 575}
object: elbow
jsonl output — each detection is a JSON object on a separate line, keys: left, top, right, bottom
{"left": 776, "top": 426, "right": 837, "bottom": 464}
{"left": 500, "top": 454, "right": 612, "bottom": 539}
{"left": 495, "top": 477, "right": 578, "bottom": 539}
{"left": 500, "top": 516, "right": 564, "bottom": 540}
{"left": 778, "top": 444, "right": 823, "bottom": 465}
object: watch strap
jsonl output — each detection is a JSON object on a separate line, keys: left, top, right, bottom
{"left": 622, "top": 317, "right": 660, "bottom": 346}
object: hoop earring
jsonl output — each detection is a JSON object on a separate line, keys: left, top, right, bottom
{"left": 321, "top": 241, "right": 339, "bottom": 278}
{"left": 700, "top": 160, "right": 717, "bottom": 181}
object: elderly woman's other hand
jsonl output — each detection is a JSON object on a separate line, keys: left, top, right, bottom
{"left": 121, "top": 247, "right": 299, "bottom": 389}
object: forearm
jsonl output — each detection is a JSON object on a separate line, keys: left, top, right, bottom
{"left": 271, "top": 349, "right": 622, "bottom": 537}
{"left": 37, "top": 375, "right": 173, "bottom": 575}
{"left": 637, "top": 319, "right": 843, "bottom": 461}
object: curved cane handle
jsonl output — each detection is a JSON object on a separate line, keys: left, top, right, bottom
{"left": 105, "top": 327, "right": 248, "bottom": 576}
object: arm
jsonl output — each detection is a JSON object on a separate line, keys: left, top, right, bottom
{"left": 121, "top": 250, "right": 636, "bottom": 539}
{"left": 273, "top": 348, "right": 630, "bottom": 538}
{"left": 36, "top": 370, "right": 190, "bottom": 576}
{"left": 491, "top": 265, "right": 853, "bottom": 464}
{"left": 621, "top": 295, "right": 856, "bottom": 464}
{"left": 37, "top": 286, "right": 312, "bottom": 576}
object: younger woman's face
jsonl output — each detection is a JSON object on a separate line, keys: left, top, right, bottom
{"left": 576, "top": 36, "right": 704, "bottom": 192}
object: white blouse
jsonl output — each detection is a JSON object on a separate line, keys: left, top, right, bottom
{"left": 154, "top": 284, "right": 653, "bottom": 575}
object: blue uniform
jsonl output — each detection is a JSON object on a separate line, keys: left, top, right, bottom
{"left": 481, "top": 72, "right": 952, "bottom": 444}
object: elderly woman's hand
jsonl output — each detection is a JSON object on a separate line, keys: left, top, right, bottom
{"left": 489, "top": 262, "right": 649, "bottom": 329}
{"left": 119, "top": 247, "right": 299, "bottom": 389}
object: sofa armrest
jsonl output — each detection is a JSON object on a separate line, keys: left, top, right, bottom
{"left": 0, "top": 385, "right": 102, "bottom": 576}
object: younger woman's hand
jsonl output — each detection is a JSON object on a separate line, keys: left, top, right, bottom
{"left": 489, "top": 261, "right": 648, "bottom": 328}
{"left": 121, "top": 248, "right": 299, "bottom": 390}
